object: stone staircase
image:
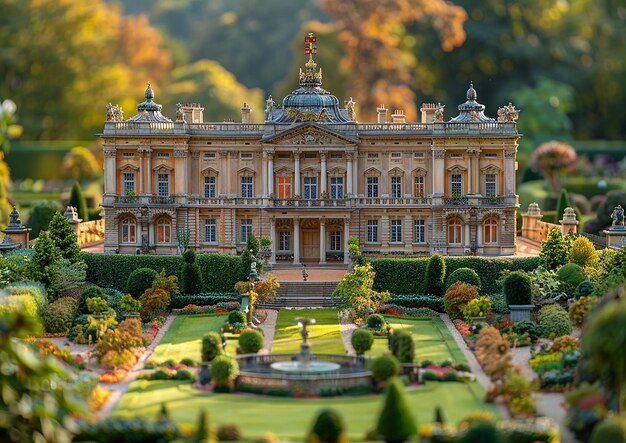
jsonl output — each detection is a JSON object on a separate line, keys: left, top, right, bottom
{"left": 259, "top": 281, "right": 341, "bottom": 308}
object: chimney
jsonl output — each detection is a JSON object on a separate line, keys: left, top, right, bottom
{"left": 241, "top": 102, "right": 251, "bottom": 124}
{"left": 377, "top": 104, "right": 388, "bottom": 123}
{"left": 421, "top": 103, "right": 436, "bottom": 123}
{"left": 391, "top": 109, "right": 406, "bottom": 123}
{"left": 181, "top": 103, "right": 204, "bottom": 123}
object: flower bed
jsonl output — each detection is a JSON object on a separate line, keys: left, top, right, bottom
{"left": 530, "top": 336, "right": 581, "bottom": 391}
{"left": 142, "top": 317, "right": 165, "bottom": 345}
{"left": 99, "top": 368, "right": 129, "bottom": 384}
{"left": 378, "top": 304, "right": 439, "bottom": 318}
{"left": 419, "top": 360, "right": 473, "bottom": 383}
{"left": 31, "top": 339, "right": 86, "bottom": 369}
{"left": 178, "top": 301, "right": 241, "bottom": 315}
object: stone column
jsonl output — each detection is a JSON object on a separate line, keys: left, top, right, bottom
{"left": 504, "top": 150, "right": 516, "bottom": 195}
{"left": 64, "top": 206, "right": 82, "bottom": 237}
{"left": 267, "top": 152, "right": 274, "bottom": 197}
{"left": 262, "top": 152, "right": 268, "bottom": 196}
{"left": 343, "top": 219, "right": 350, "bottom": 264}
{"left": 560, "top": 207, "right": 579, "bottom": 236}
{"left": 522, "top": 202, "right": 543, "bottom": 241}
{"left": 219, "top": 151, "right": 228, "bottom": 196}
{"left": 464, "top": 222, "right": 471, "bottom": 247}
{"left": 174, "top": 149, "right": 188, "bottom": 196}
{"left": 138, "top": 149, "right": 144, "bottom": 194}
{"left": 227, "top": 151, "right": 234, "bottom": 197}
{"left": 404, "top": 214, "right": 412, "bottom": 250}
{"left": 432, "top": 149, "right": 445, "bottom": 196}
{"left": 294, "top": 151, "right": 301, "bottom": 197}
{"left": 352, "top": 153, "right": 357, "bottom": 195}
{"left": 381, "top": 152, "right": 389, "bottom": 196}
{"left": 103, "top": 146, "right": 116, "bottom": 195}
{"left": 467, "top": 154, "right": 472, "bottom": 194}
{"left": 474, "top": 151, "right": 480, "bottom": 194}
{"left": 293, "top": 218, "right": 301, "bottom": 265}
{"left": 320, "top": 152, "right": 327, "bottom": 194}
{"left": 270, "top": 218, "right": 276, "bottom": 264}
{"left": 346, "top": 152, "right": 353, "bottom": 195}
{"left": 319, "top": 219, "right": 327, "bottom": 264}
{"left": 146, "top": 149, "right": 152, "bottom": 194}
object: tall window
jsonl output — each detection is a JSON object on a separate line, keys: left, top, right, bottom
{"left": 279, "top": 231, "right": 291, "bottom": 251}
{"left": 330, "top": 231, "right": 341, "bottom": 251}
{"left": 204, "top": 176, "right": 216, "bottom": 198}
{"left": 157, "top": 173, "right": 169, "bottom": 197}
{"left": 120, "top": 217, "right": 136, "bottom": 243}
{"left": 330, "top": 177, "right": 344, "bottom": 199}
{"left": 122, "top": 172, "right": 135, "bottom": 195}
{"left": 367, "top": 220, "right": 378, "bottom": 243}
{"left": 414, "top": 176, "right": 425, "bottom": 197}
{"left": 485, "top": 174, "right": 497, "bottom": 197}
{"left": 414, "top": 219, "right": 425, "bottom": 243}
{"left": 367, "top": 176, "right": 379, "bottom": 197}
{"left": 277, "top": 176, "right": 291, "bottom": 199}
{"left": 391, "top": 219, "right": 403, "bottom": 243}
{"left": 304, "top": 177, "right": 317, "bottom": 199}
{"left": 484, "top": 217, "right": 498, "bottom": 244}
{"left": 204, "top": 219, "right": 216, "bottom": 243}
{"left": 391, "top": 176, "right": 402, "bottom": 198}
{"left": 156, "top": 217, "right": 171, "bottom": 243}
{"left": 450, "top": 174, "right": 463, "bottom": 196}
{"left": 240, "top": 219, "right": 252, "bottom": 244}
{"left": 448, "top": 217, "right": 463, "bottom": 245}
{"left": 241, "top": 176, "right": 253, "bottom": 197}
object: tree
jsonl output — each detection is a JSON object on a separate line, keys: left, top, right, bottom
{"left": 540, "top": 228, "right": 570, "bottom": 271}
{"left": 26, "top": 200, "right": 63, "bottom": 239}
{"left": 191, "top": 409, "right": 216, "bottom": 443}
{"left": 62, "top": 147, "right": 99, "bottom": 183}
{"left": 246, "top": 233, "right": 259, "bottom": 256}
{"left": 181, "top": 249, "right": 204, "bottom": 294}
{"left": 69, "top": 181, "right": 89, "bottom": 222}
{"left": 375, "top": 377, "right": 417, "bottom": 442}
{"left": 27, "top": 231, "right": 61, "bottom": 291}
{"left": 425, "top": 253, "right": 446, "bottom": 296}
{"left": 530, "top": 141, "right": 577, "bottom": 195}
{"left": 308, "top": 408, "right": 347, "bottom": 443}
{"left": 554, "top": 189, "right": 572, "bottom": 224}
{"left": 332, "top": 263, "right": 389, "bottom": 319}
{"left": 48, "top": 211, "right": 82, "bottom": 264}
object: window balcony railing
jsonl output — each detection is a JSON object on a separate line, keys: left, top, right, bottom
{"left": 269, "top": 198, "right": 348, "bottom": 208}
{"left": 356, "top": 197, "right": 429, "bottom": 206}
{"left": 442, "top": 196, "right": 469, "bottom": 205}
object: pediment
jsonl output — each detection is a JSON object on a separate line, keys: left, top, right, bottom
{"left": 412, "top": 167, "right": 428, "bottom": 175}
{"left": 274, "top": 166, "right": 294, "bottom": 175}
{"left": 153, "top": 163, "right": 173, "bottom": 172}
{"left": 200, "top": 166, "right": 219, "bottom": 176}
{"left": 364, "top": 166, "right": 381, "bottom": 175}
{"left": 260, "top": 122, "right": 359, "bottom": 146}
{"left": 120, "top": 163, "right": 139, "bottom": 171}
{"left": 447, "top": 164, "right": 467, "bottom": 173}
{"left": 480, "top": 164, "right": 501, "bottom": 174}
{"left": 388, "top": 166, "right": 405, "bottom": 175}
{"left": 238, "top": 167, "right": 255, "bottom": 175}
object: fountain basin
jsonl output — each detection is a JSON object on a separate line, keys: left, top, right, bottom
{"left": 270, "top": 360, "right": 341, "bottom": 375}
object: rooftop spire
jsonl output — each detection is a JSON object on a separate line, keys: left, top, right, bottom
{"left": 144, "top": 82, "right": 155, "bottom": 101}
{"left": 299, "top": 32, "right": 322, "bottom": 88}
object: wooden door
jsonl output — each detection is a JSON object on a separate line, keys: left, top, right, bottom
{"left": 302, "top": 230, "right": 319, "bottom": 260}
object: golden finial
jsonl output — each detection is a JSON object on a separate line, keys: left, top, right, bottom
{"left": 304, "top": 32, "right": 317, "bottom": 64}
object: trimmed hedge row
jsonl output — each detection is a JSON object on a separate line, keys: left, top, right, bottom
{"left": 82, "top": 252, "right": 245, "bottom": 293}
{"left": 170, "top": 293, "right": 241, "bottom": 309}
{"left": 371, "top": 256, "right": 541, "bottom": 295}
{"left": 388, "top": 295, "right": 445, "bottom": 312}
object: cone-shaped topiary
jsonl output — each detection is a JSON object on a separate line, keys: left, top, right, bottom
{"left": 351, "top": 328, "right": 374, "bottom": 355}
{"left": 434, "top": 406, "right": 446, "bottom": 424}
{"left": 554, "top": 188, "right": 572, "bottom": 224}
{"left": 391, "top": 329, "right": 415, "bottom": 363}
{"left": 503, "top": 271, "right": 533, "bottom": 306}
{"left": 27, "top": 231, "right": 61, "bottom": 291}
{"left": 425, "top": 253, "right": 446, "bottom": 296}
{"left": 191, "top": 409, "right": 216, "bottom": 443}
{"left": 181, "top": 249, "right": 204, "bottom": 294}
{"left": 48, "top": 211, "right": 82, "bottom": 264}
{"left": 308, "top": 408, "right": 347, "bottom": 443}
{"left": 445, "top": 267, "right": 481, "bottom": 291}
{"left": 126, "top": 267, "right": 158, "bottom": 299}
{"left": 568, "top": 236, "right": 599, "bottom": 268}
{"left": 157, "top": 403, "right": 170, "bottom": 422}
{"left": 69, "top": 181, "right": 89, "bottom": 222}
{"left": 376, "top": 377, "right": 417, "bottom": 443}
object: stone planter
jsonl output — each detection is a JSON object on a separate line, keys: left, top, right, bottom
{"left": 123, "top": 311, "right": 140, "bottom": 319}
{"left": 471, "top": 316, "right": 486, "bottom": 325}
{"left": 509, "top": 304, "right": 535, "bottom": 322}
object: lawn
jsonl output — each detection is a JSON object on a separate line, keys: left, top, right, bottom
{"left": 271, "top": 308, "right": 345, "bottom": 354}
{"left": 112, "top": 379, "right": 494, "bottom": 440}
{"left": 147, "top": 314, "right": 234, "bottom": 364}
{"left": 366, "top": 316, "right": 467, "bottom": 364}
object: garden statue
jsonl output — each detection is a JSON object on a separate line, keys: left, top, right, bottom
{"left": 346, "top": 97, "right": 356, "bottom": 121}
{"left": 265, "top": 95, "right": 275, "bottom": 121}
{"left": 302, "top": 263, "right": 308, "bottom": 282}
{"left": 434, "top": 103, "right": 445, "bottom": 122}
{"left": 611, "top": 205, "right": 625, "bottom": 228}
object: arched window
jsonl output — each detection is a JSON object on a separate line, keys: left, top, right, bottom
{"left": 484, "top": 217, "right": 498, "bottom": 244}
{"left": 120, "top": 217, "right": 136, "bottom": 243}
{"left": 155, "top": 217, "right": 171, "bottom": 244}
{"left": 447, "top": 216, "right": 463, "bottom": 245}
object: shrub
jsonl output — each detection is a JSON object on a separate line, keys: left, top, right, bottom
{"left": 117, "top": 318, "right": 143, "bottom": 346}
{"left": 181, "top": 249, "right": 203, "bottom": 295}
{"left": 550, "top": 335, "right": 580, "bottom": 353}
{"left": 0, "top": 294, "right": 39, "bottom": 329}
{"left": 511, "top": 320, "right": 541, "bottom": 342}
{"left": 568, "top": 237, "right": 599, "bottom": 268}
{"left": 375, "top": 378, "right": 417, "bottom": 441}
{"left": 78, "top": 287, "right": 104, "bottom": 314}
{"left": 25, "top": 199, "right": 62, "bottom": 240}
{"left": 202, "top": 332, "right": 223, "bottom": 362}
{"left": 210, "top": 355, "right": 239, "bottom": 387}
{"left": 351, "top": 329, "right": 374, "bottom": 354}
{"left": 590, "top": 416, "right": 626, "bottom": 443}
{"left": 488, "top": 293, "right": 509, "bottom": 314}
{"left": 42, "top": 297, "right": 78, "bottom": 334}
{"left": 139, "top": 288, "right": 169, "bottom": 320}
{"left": 26, "top": 231, "right": 61, "bottom": 290}
{"left": 540, "top": 228, "right": 570, "bottom": 270}
{"left": 388, "top": 295, "right": 444, "bottom": 312}
{"left": 4, "top": 281, "right": 48, "bottom": 315}
{"left": 228, "top": 310, "right": 247, "bottom": 325}
{"left": 217, "top": 424, "right": 242, "bottom": 441}
{"left": 391, "top": 329, "right": 415, "bottom": 363}
{"left": 238, "top": 329, "right": 264, "bottom": 354}
{"left": 503, "top": 271, "right": 532, "bottom": 305}
{"left": 74, "top": 417, "right": 181, "bottom": 442}
{"left": 48, "top": 211, "right": 82, "bottom": 264}
{"left": 444, "top": 281, "right": 479, "bottom": 320}
{"left": 308, "top": 409, "right": 346, "bottom": 443}
{"left": 445, "top": 268, "right": 481, "bottom": 291}
{"left": 119, "top": 294, "right": 142, "bottom": 313}
{"left": 457, "top": 423, "right": 503, "bottom": 443}
{"left": 463, "top": 296, "right": 492, "bottom": 318}
{"left": 127, "top": 268, "right": 158, "bottom": 299}
{"left": 425, "top": 253, "right": 446, "bottom": 296}
{"left": 569, "top": 296, "right": 596, "bottom": 327}
{"left": 370, "top": 355, "right": 400, "bottom": 382}
{"left": 458, "top": 410, "right": 498, "bottom": 429}
{"left": 556, "top": 263, "right": 586, "bottom": 293}
{"left": 575, "top": 280, "right": 595, "bottom": 298}
{"left": 538, "top": 304, "right": 572, "bottom": 338}
{"left": 366, "top": 313, "right": 385, "bottom": 329}
{"left": 332, "top": 263, "right": 390, "bottom": 318}
{"left": 170, "top": 293, "right": 241, "bottom": 309}
{"left": 86, "top": 296, "right": 108, "bottom": 315}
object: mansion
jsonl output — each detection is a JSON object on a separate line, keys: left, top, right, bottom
{"left": 101, "top": 44, "right": 521, "bottom": 262}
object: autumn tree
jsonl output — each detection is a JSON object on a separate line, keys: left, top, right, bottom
{"left": 530, "top": 141, "right": 577, "bottom": 195}
{"left": 62, "top": 146, "right": 99, "bottom": 182}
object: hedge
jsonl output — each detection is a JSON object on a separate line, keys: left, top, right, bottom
{"left": 388, "top": 295, "right": 445, "bottom": 312}
{"left": 82, "top": 252, "right": 245, "bottom": 293}
{"left": 371, "top": 256, "right": 541, "bottom": 295}
{"left": 170, "top": 293, "right": 241, "bottom": 309}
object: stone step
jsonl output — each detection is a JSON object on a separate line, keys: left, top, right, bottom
{"left": 260, "top": 281, "right": 341, "bottom": 307}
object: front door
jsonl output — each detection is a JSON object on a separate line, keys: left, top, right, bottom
{"left": 302, "top": 229, "right": 320, "bottom": 261}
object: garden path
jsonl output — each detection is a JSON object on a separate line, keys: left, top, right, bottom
{"left": 257, "top": 309, "right": 278, "bottom": 354}
{"left": 511, "top": 346, "right": 578, "bottom": 443}
{"left": 338, "top": 310, "right": 356, "bottom": 355}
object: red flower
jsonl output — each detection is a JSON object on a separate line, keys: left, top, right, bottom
{"left": 215, "top": 308, "right": 228, "bottom": 313}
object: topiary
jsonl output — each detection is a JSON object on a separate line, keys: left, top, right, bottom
{"left": 503, "top": 271, "right": 533, "bottom": 306}
{"left": 556, "top": 263, "right": 586, "bottom": 294}
{"left": 308, "top": 408, "right": 347, "bottom": 443}
{"left": 228, "top": 310, "right": 247, "bottom": 325}
{"left": 26, "top": 231, "right": 61, "bottom": 290}
{"left": 69, "top": 181, "right": 89, "bottom": 222}
{"left": 48, "top": 211, "right": 82, "bottom": 264}
{"left": 445, "top": 268, "right": 481, "bottom": 291}
{"left": 217, "top": 424, "right": 242, "bottom": 441}
{"left": 425, "top": 253, "right": 446, "bottom": 296}
{"left": 538, "top": 304, "right": 572, "bottom": 338}
{"left": 568, "top": 237, "right": 599, "bottom": 268}
{"left": 575, "top": 280, "right": 595, "bottom": 299}
{"left": 443, "top": 281, "right": 479, "bottom": 320}
{"left": 511, "top": 320, "right": 541, "bottom": 342}
{"left": 590, "top": 416, "right": 626, "bottom": 443}
{"left": 126, "top": 268, "right": 158, "bottom": 299}
{"left": 42, "top": 297, "right": 78, "bottom": 334}
{"left": 209, "top": 355, "right": 239, "bottom": 387}
{"left": 191, "top": 409, "right": 216, "bottom": 443}
{"left": 238, "top": 329, "right": 264, "bottom": 354}
{"left": 351, "top": 329, "right": 374, "bottom": 355}
{"left": 181, "top": 249, "right": 204, "bottom": 295}
{"left": 366, "top": 313, "right": 385, "bottom": 329}
{"left": 540, "top": 228, "right": 570, "bottom": 271}
{"left": 457, "top": 422, "right": 503, "bottom": 443}
{"left": 375, "top": 377, "right": 417, "bottom": 442}
{"left": 246, "top": 234, "right": 260, "bottom": 256}
{"left": 391, "top": 329, "right": 415, "bottom": 363}
{"left": 202, "top": 332, "right": 223, "bottom": 362}
{"left": 370, "top": 355, "right": 400, "bottom": 382}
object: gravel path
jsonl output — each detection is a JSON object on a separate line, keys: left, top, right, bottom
{"left": 258, "top": 309, "right": 278, "bottom": 354}
{"left": 338, "top": 310, "right": 357, "bottom": 355}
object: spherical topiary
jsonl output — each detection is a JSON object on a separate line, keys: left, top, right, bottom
{"left": 366, "top": 313, "right": 385, "bottom": 329}
{"left": 445, "top": 268, "right": 481, "bottom": 291}
{"left": 457, "top": 423, "right": 503, "bottom": 443}
{"left": 391, "top": 329, "right": 415, "bottom": 363}
{"left": 503, "top": 271, "right": 533, "bottom": 306}
{"left": 351, "top": 328, "right": 374, "bottom": 355}
{"left": 308, "top": 408, "right": 347, "bottom": 443}
{"left": 228, "top": 310, "right": 247, "bottom": 325}
{"left": 126, "top": 268, "right": 158, "bottom": 299}
{"left": 217, "top": 424, "right": 243, "bottom": 441}
{"left": 370, "top": 354, "right": 400, "bottom": 382}
{"left": 425, "top": 253, "right": 446, "bottom": 296}
{"left": 210, "top": 355, "right": 239, "bottom": 386}
{"left": 590, "top": 416, "right": 626, "bottom": 443}
{"left": 556, "top": 263, "right": 587, "bottom": 292}
{"left": 443, "top": 281, "right": 479, "bottom": 320}
{"left": 202, "top": 332, "right": 223, "bottom": 362}
{"left": 575, "top": 280, "right": 595, "bottom": 299}
{"left": 238, "top": 329, "right": 264, "bottom": 354}
{"left": 538, "top": 304, "right": 572, "bottom": 338}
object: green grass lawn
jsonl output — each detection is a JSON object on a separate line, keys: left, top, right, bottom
{"left": 271, "top": 308, "right": 345, "bottom": 354}
{"left": 148, "top": 314, "right": 234, "bottom": 364}
{"left": 366, "top": 316, "right": 467, "bottom": 364}
{"left": 112, "top": 379, "right": 494, "bottom": 440}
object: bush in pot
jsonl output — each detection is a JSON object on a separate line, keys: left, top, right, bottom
{"left": 503, "top": 271, "right": 534, "bottom": 321}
